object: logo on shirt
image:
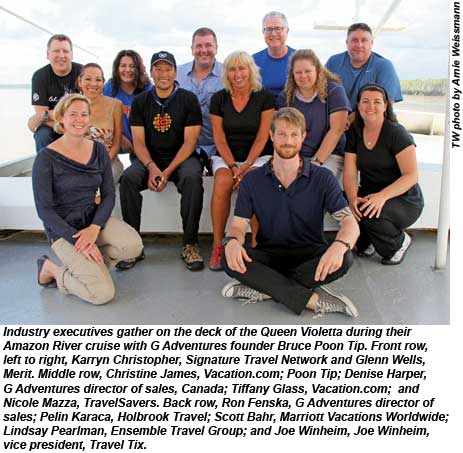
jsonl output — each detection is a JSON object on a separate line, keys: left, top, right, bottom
{"left": 33, "top": 93, "right": 39, "bottom": 101}
{"left": 153, "top": 113, "right": 172, "bottom": 133}
{"left": 123, "top": 105, "right": 131, "bottom": 117}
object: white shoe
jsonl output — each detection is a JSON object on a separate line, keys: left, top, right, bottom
{"left": 382, "top": 232, "right": 412, "bottom": 265}
{"left": 221, "top": 280, "right": 271, "bottom": 304}
{"left": 314, "top": 286, "right": 359, "bottom": 317}
{"left": 357, "top": 243, "right": 375, "bottom": 257}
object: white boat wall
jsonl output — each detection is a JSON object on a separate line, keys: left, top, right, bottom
{"left": 0, "top": 133, "right": 443, "bottom": 233}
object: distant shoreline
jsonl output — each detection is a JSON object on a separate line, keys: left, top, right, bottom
{"left": 0, "top": 84, "right": 30, "bottom": 89}
{"left": 0, "top": 79, "right": 448, "bottom": 96}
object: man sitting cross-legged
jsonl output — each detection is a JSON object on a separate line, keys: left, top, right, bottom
{"left": 221, "top": 107, "right": 360, "bottom": 317}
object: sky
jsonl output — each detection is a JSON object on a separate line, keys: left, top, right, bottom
{"left": 0, "top": 0, "right": 450, "bottom": 84}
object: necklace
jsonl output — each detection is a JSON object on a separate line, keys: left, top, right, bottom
{"left": 269, "top": 156, "right": 303, "bottom": 178}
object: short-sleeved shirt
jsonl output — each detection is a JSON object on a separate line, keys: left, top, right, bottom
{"left": 210, "top": 88, "right": 275, "bottom": 162}
{"left": 102, "top": 80, "right": 153, "bottom": 142}
{"left": 176, "top": 60, "right": 223, "bottom": 158}
{"left": 235, "top": 158, "right": 348, "bottom": 247}
{"left": 276, "top": 81, "right": 351, "bottom": 158}
{"left": 345, "top": 120, "right": 424, "bottom": 208}
{"left": 31, "top": 62, "right": 83, "bottom": 109}
{"left": 129, "top": 86, "right": 202, "bottom": 168}
{"left": 325, "top": 51, "right": 402, "bottom": 107}
{"left": 253, "top": 47, "right": 295, "bottom": 98}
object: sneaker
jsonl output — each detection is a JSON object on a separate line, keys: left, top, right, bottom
{"left": 209, "top": 246, "right": 223, "bottom": 271}
{"left": 116, "top": 250, "right": 145, "bottom": 271}
{"left": 182, "top": 244, "right": 204, "bottom": 271}
{"left": 221, "top": 279, "right": 271, "bottom": 304}
{"left": 313, "top": 286, "right": 359, "bottom": 317}
{"left": 357, "top": 243, "right": 375, "bottom": 257}
{"left": 381, "top": 232, "right": 412, "bottom": 265}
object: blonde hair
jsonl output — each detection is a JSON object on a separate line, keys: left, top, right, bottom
{"left": 284, "top": 49, "right": 340, "bottom": 105}
{"left": 222, "top": 51, "right": 262, "bottom": 93}
{"left": 53, "top": 93, "right": 91, "bottom": 134}
{"left": 270, "top": 107, "right": 306, "bottom": 134}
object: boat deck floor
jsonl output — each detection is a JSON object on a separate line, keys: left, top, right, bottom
{"left": 0, "top": 231, "right": 449, "bottom": 325}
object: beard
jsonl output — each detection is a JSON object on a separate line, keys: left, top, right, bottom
{"left": 274, "top": 144, "right": 300, "bottom": 160}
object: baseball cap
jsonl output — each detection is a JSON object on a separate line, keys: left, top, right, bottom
{"left": 151, "top": 51, "right": 176, "bottom": 69}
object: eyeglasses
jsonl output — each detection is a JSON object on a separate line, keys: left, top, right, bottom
{"left": 263, "top": 26, "right": 286, "bottom": 34}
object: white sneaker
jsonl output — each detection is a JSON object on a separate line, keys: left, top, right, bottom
{"left": 221, "top": 280, "right": 271, "bottom": 304}
{"left": 313, "top": 286, "right": 359, "bottom": 318}
{"left": 382, "top": 232, "right": 412, "bottom": 265}
{"left": 357, "top": 243, "right": 375, "bottom": 257}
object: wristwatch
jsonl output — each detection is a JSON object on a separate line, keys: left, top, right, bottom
{"left": 310, "top": 156, "right": 323, "bottom": 165}
{"left": 222, "top": 236, "right": 239, "bottom": 247}
{"left": 42, "top": 111, "right": 49, "bottom": 123}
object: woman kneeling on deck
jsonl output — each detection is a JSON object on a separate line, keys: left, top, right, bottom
{"left": 209, "top": 51, "right": 275, "bottom": 270}
{"left": 343, "top": 83, "right": 424, "bottom": 265}
{"left": 33, "top": 93, "right": 143, "bottom": 304}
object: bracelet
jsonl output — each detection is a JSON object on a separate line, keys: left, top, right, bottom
{"left": 228, "top": 162, "right": 238, "bottom": 169}
{"left": 145, "top": 160, "right": 154, "bottom": 169}
{"left": 222, "top": 236, "right": 239, "bottom": 247}
{"left": 243, "top": 160, "right": 253, "bottom": 167}
{"left": 333, "top": 239, "right": 351, "bottom": 251}
{"left": 311, "top": 157, "right": 324, "bottom": 165}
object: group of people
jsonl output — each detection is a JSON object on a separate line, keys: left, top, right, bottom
{"left": 31, "top": 12, "right": 423, "bottom": 316}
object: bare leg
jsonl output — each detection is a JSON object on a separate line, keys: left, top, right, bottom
{"left": 306, "top": 292, "right": 318, "bottom": 311}
{"left": 211, "top": 169, "right": 234, "bottom": 248}
{"left": 38, "top": 258, "right": 60, "bottom": 285}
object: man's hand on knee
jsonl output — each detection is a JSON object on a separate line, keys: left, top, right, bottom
{"left": 315, "top": 243, "right": 345, "bottom": 281}
{"left": 225, "top": 241, "right": 252, "bottom": 274}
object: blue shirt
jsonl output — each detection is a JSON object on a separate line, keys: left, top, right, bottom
{"left": 253, "top": 47, "right": 295, "bottom": 98}
{"left": 276, "top": 81, "right": 351, "bottom": 157}
{"left": 176, "top": 60, "right": 223, "bottom": 158}
{"left": 235, "top": 158, "right": 347, "bottom": 247}
{"left": 325, "top": 51, "right": 402, "bottom": 107}
{"left": 102, "top": 80, "right": 153, "bottom": 142}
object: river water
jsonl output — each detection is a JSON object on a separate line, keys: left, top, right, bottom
{"left": 0, "top": 88, "right": 446, "bottom": 166}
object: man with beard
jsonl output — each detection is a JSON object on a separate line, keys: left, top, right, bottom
{"left": 220, "top": 107, "right": 359, "bottom": 317}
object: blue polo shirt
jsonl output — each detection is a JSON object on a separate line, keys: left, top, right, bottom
{"left": 235, "top": 158, "right": 347, "bottom": 247}
{"left": 276, "top": 81, "right": 351, "bottom": 157}
{"left": 325, "top": 51, "right": 402, "bottom": 107}
{"left": 177, "top": 60, "right": 223, "bottom": 158}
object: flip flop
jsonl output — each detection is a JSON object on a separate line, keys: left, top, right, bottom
{"left": 37, "top": 255, "right": 57, "bottom": 288}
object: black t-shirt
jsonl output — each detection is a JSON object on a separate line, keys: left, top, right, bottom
{"left": 210, "top": 88, "right": 275, "bottom": 161}
{"left": 130, "top": 87, "right": 202, "bottom": 167}
{"left": 31, "top": 62, "right": 83, "bottom": 109}
{"left": 345, "top": 120, "right": 424, "bottom": 208}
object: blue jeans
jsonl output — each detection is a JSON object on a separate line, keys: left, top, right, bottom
{"left": 34, "top": 125, "right": 60, "bottom": 152}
